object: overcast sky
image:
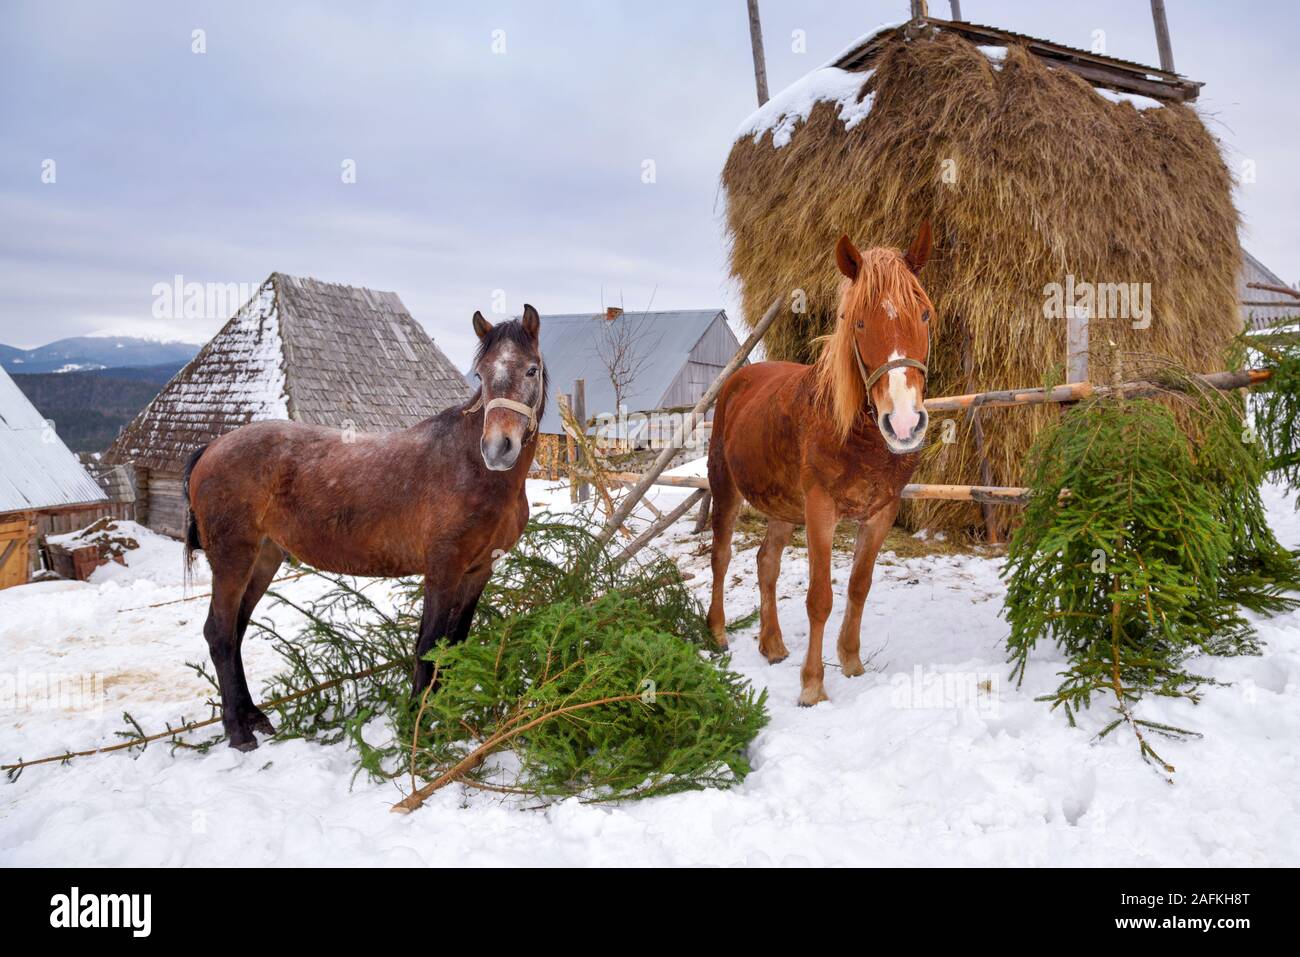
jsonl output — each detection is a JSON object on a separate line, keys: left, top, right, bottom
{"left": 1, "top": 1, "right": 1296, "bottom": 367}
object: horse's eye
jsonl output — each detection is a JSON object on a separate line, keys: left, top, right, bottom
{"left": 855, "top": 321, "right": 864, "bottom": 329}
{"left": 526, "top": 366, "right": 538, "bottom": 377}
{"left": 922, "top": 311, "right": 931, "bottom": 324}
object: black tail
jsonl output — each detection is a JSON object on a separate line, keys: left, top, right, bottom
{"left": 182, "top": 444, "right": 209, "bottom": 588}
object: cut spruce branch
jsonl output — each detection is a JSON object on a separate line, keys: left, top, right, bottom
{"left": 596, "top": 294, "right": 783, "bottom": 546}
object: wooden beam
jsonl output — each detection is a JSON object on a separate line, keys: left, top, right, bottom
{"left": 1247, "top": 282, "right": 1300, "bottom": 300}
{"left": 615, "top": 489, "right": 707, "bottom": 566}
{"left": 604, "top": 470, "right": 1030, "bottom": 506}
{"left": 746, "top": 0, "right": 769, "bottom": 106}
{"left": 596, "top": 295, "right": 783, "bottom": 547}
{"left": 1150, "top": 0, "right": 1176, "bottom": 73}
{"left": 924, "top": 368, "right": 1272, "bottom": 413}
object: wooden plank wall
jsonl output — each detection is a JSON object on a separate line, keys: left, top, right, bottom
{"left": 146, "top": 471, "right": 187, "bottom": 539}
{"left": 0, "top": 515, "right": 33, "bottom": 590}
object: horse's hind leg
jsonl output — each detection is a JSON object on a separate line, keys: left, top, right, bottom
{"left": 230, "top": 540, "right": 284, "bottom": 737}
{"left": 706, "top": 454, "right": 742, "bottom": 649}
{"left": 756, "top": 519, "right": 794, "bottom": 663}
{"left": 203, "top": 542, "right": 262, "bottom": 751}
{"left": 837, "top": 503, "right": 898, "bottom": 678}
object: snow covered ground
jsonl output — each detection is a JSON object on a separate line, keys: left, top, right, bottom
{"left": 2, "top": 471, "right": 1298, "bottom": 867}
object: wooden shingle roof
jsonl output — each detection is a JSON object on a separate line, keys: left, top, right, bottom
{"left": 105, "top": 274, "right": 470, "bottom": 472}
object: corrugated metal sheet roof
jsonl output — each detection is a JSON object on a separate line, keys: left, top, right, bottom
{"left": 520, "top": 310, "right": 727, "bottom": 434}
{"left": 0, "top": 366, "right": 109, "bottom": 514}
{"left": 1240, "top": 250, "right": 1299, "bottom": 330}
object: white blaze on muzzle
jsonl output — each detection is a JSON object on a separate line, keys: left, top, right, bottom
{"left": 885, "top": 352, "right": 922, "bottom": 440}
{"left": 464, "top": 354, "right": 545, "bottom": 440}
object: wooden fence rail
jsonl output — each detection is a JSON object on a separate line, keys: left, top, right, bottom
{"left": 599, "top": 366, "right": 1273, "bottom": 513}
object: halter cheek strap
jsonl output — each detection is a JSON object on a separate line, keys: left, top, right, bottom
{"left": 464, "top": 355, "right": 545, "bottom": 440}
{"left": 853, "top": 339, "right": 928, "bottom": 410}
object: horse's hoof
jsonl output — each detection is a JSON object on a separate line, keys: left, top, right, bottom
{"left": 797, "top": 685, "right": 829, "bottom": 707}
{"left": 228, "top": 733, "right": 259, "bottom": 752}
{"left": 761, "top": 648, "right": 789, "bottom": 664}
{"left": 839, "top": 657, "right": 866, "bottom": 677}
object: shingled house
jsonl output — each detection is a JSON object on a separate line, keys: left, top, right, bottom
{"left": 104, "top": 273, "right": 469, "bottom": 537}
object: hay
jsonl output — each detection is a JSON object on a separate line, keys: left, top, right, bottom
{"left": 721, "top": 28, "right": 1241, "bottom": 534}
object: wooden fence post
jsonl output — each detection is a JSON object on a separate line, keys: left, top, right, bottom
{"left": 962, "top": 327, "right": 1002, "bottom": 544}
{"left": 1067, "top": 306, "right": 1090, "bottom": 386}
{"left": 573, "top": 378, "right": 589, "bottom": 503}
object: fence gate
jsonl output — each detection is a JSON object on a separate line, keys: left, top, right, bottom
{"left": 0, "top": 515, "right": 32, "bottom": 590}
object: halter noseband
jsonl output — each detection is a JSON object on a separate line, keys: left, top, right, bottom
{"left": 464, "top": 354, "right": 545, "bottom": 441}
{"left": 852, "top": 338, "right": 928, "bottom": 411}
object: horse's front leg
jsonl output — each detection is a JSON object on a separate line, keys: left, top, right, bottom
{"left": 800, "top": 485, "right": 837, "bottom": 706}
{"left": 836, "top": 501, "right": 899, "bottom": 677}
{"left": 412, "top": 572, "right": 461, "bottom": 696}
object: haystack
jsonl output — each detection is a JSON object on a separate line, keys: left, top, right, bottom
{"left": 721, "top": 20, "right": 1241, "bottom": 535}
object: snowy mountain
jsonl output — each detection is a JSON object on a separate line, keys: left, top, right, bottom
{"left": 0, "top": 335, "right": 198, "bottom": 374}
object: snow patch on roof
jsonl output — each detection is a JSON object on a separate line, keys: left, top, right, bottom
{"left": 736, "top": 68, "right": 876, "bottom": 149}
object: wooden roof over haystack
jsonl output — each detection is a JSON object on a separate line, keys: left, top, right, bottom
{"left": 104, "top": 273, "right": 470, "bottom": 472}
{"left": 837, "top": 17, "right": 1202, "bottom": 102}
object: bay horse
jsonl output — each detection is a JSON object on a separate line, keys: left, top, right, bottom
{"left": 707, "top": 225, "right": 933, "bottom": 706}
{"left": 184, "top": 306, "right": 547, "bottom": 750}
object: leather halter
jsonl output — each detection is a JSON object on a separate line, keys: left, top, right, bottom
{"left": 852, "top": 338, "right": 928, "bottom": 411}
{"left": 464, "top": 354, "right": 545, "bottom": 440}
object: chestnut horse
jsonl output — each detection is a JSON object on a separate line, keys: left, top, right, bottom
{"left": 707, "top": 225, "right": 934, "bottom": 706}
{"left": 184, "top": 307, "right": 547, "bottom": 750}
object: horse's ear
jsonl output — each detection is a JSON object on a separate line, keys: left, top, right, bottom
{"left": 473, "top": 311, "right": 493, "bottom": 339}
{"left": 835, "top": 234, "right": 861, "bottom": 281}
{"left": 905, "top": 221, "right": 932, "bottom": 275}
{"left": 521, "top": 304, "right": 541, "bottom": 340}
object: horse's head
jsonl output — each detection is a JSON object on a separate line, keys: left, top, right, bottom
{"left": 820, "top": 222, "right": 933, "bottom": 454}
{"left": 469, "top": 304, "right": 547, "bottom": 471}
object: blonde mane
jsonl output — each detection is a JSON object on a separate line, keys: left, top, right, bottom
{"left": 812, "top": 246, "right": 928, "bottom": 442}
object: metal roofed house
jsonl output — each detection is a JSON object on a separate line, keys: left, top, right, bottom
{"left": 104, "top": 273, "right": 471, "bottom": 538}
{"left": 1240, "top": 250, "right": 1299, "bottom": 331}
{"left": 1, "top": 365, "right": 108, "bottom": 588}
{"left": 530, "top": 306, "right": 742, "bottom": 444}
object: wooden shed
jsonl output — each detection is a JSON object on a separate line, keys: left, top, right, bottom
{"left": 0, "top": 366, "right": 109, "bottom": 588}
{"left": 103, "top": 273, "right": 470, "bottom": 538}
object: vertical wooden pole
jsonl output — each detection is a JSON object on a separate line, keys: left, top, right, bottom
{"left": 949, "top": 0, "right": 963, "bottom": 20}
{"left": 962, "top": 328, "right": 1001, "bottom": 544}
{"left": 910, "top": 0, "right": 929, "bottom": 20}
{"left": 693, "top": 491, "right": 713, "bottom": 534}
{"left": 1067, "top": 307, "right": 1090, "bottom": 386}
{"left": 573, "top": 378, "right": 589, "bottom": 503}
{"left": 746, "top": 0, "right": 769, "bottom": 106}
{"left": 1150, "top": 0, "right": 1176, "bottom": 73}
{"left": 564, "top": 392, "right": 577, "bottom": 503}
